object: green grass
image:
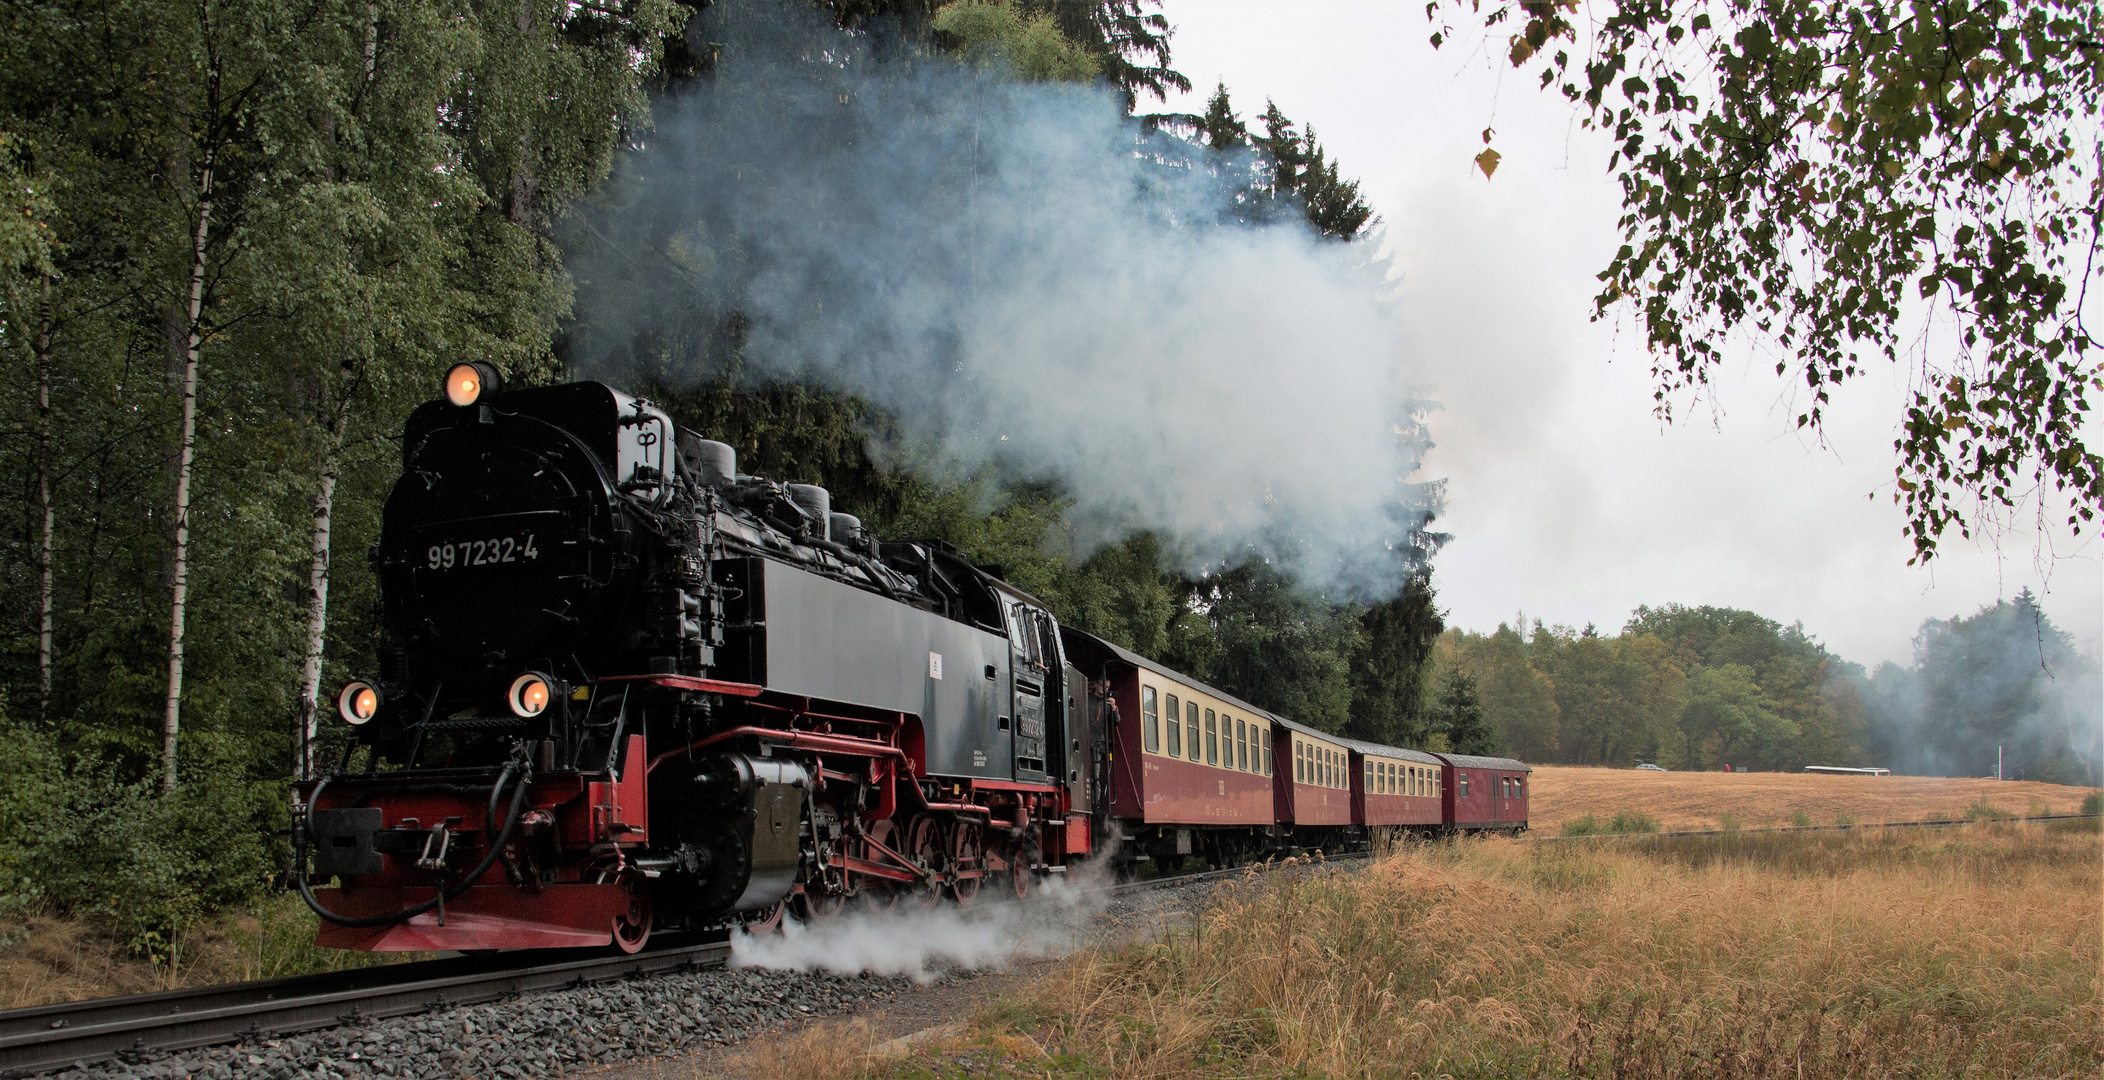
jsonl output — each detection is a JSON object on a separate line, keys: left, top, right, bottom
{"left": 1562, "top": 810, "right": 1661, "bottom": 836}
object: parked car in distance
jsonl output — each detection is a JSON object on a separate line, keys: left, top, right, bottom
{"left": 1636, "top": 763, "right": 1667, "bottom": 772}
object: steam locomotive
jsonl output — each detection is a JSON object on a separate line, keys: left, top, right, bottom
{"left": 296, "top": 368, "right": 1526, "bottom": 953}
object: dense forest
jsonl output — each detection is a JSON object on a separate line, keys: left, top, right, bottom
{"left": 1433, "top": 596, "right": 2099, "bottom": 787}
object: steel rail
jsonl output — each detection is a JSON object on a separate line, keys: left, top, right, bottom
{"left": 0, "top": 936, "right": 730, "bottom": 1078}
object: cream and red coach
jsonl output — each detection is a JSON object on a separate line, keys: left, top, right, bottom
{"left": 1344, "top": 738, "right": 1445, "bottom": 835}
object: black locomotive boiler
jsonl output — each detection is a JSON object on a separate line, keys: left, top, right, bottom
{"left": 298, "top": 367, "right": 1093, "bottom": 951}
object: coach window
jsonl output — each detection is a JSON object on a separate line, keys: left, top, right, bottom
{"left": 1262, "top": 729, "right": 1273, "bottom": 776}
{"left": 1205, "top": 709, "right": 1218, "bottom": 766}
{"left": 1142, "top": 686, "right": 1160, "bottom": 754}
{"left": 1514, "top": 777, "right": 1524, "bottom": 799}
{"left": 1235, "top": 719, "right": 1248, "bottom": 771}
{"left": 1165, "top": 694, "right": 1182, "bottom": 758}
{"left": 1186, "top": 702, "right": 1200, "bottom": 763}
{"left": 1293, "top": 742, "right": 1304, "bottom": 782}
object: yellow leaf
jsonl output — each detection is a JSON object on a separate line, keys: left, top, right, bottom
{"left": 1475, "top": 147, "right": 1502, "bottom": 180}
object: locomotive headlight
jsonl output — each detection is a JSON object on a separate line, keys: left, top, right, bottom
{"left": 444, "top": 362, "right": 503, "bottom": 408}
{"left": 508, "top": 672, "right": 553, "bottom": 718}
{"left": 338, "top": 681, "right": 382, "bottom": 725}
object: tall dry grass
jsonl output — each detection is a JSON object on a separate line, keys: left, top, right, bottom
{"left": 950, "top": 821, "right": 2100, "bottom": 1079}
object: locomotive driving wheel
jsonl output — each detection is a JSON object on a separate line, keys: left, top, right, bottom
{"left": 948, "top": 822, "right": 985, "bottom": 905}
{"left": 800, "top": 887, "right": 847, "bottom": 922}
{"left": 905, "top": 816, "right": 947, "bottom": 909}
{"left": 611, "top": 878, "right": 653, "bottom": 954}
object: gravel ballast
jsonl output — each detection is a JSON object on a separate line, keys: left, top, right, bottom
{"left": 40, "top": 965, "right": 919, "bottom": 1080}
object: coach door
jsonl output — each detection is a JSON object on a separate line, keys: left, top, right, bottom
{"left": 1008, "top": 601, "right": 1053, "bottom": 785}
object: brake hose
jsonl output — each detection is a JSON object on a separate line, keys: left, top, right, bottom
{"left": 297, "top": 756, "right": 532, "bottom": 928}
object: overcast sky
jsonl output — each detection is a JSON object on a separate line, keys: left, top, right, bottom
{"left": 1155, "top": 0, "right": 2102, "bottom": 669}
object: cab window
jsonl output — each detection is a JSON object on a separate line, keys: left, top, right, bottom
{"left": 1165, "top": 694, "right": 1182, "bottom": 757}
{"left": 1141, "top": 686, "right": 1160, "bottom": 753}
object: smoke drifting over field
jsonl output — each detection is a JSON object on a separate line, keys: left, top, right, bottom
{"left": 566, "top": 0, "right": 1428, "bottom": 596}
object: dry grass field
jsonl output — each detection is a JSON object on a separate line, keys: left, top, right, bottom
{"left": 760, "top": 820, "right": 2103, "bottom": 1080}
{"left": 1529, "top": 764, "right": 2099, "bottom": 832}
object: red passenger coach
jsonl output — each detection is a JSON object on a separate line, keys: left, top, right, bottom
{"left": 1061, "top": 634, "right": 1275, "bottom": 867}
{"left": 1437, "top": 753, "right": 1531, "bottom": 833}
{"left": 1344, "top": 739, "right": 1444, "bottom": 832}
{"left": 1275, "top": 718, "right": 1354, "bottom": 832}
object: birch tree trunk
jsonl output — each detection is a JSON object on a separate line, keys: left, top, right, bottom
{"left": 296, "top": 403, "right": 349, "bottom": 780}
{"left": 36, "top": 273, "right": 54, "bottom": 725}
{"left": 162, "top": 155, "right": 215, "bottom": 795}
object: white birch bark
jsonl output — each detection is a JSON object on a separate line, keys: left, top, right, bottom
{"left": 162, "top": 156, "right": 215, "bottom": 795}
{"left": 296, "top": 405, "right": 349, "bottom": 780}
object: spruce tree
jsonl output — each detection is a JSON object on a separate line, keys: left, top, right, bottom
{"left": 1436, "top": 667, "right": 1497, "bottom": 756}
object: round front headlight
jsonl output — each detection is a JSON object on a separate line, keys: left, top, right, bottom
{"left": 508, "top": 672, "right": 553, "bottom": 718}
{"left": 445, "top": 362, "right": 502, "bottom": 408}
{"left": 338, "top": 681, "right": 382, "bottom": 725}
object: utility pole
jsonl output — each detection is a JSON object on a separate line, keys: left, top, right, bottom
{"left": 1996, "top": 744, "right": 2003, "bottom": 782}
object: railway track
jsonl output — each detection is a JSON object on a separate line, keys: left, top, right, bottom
{"left": 0, "top": 935, "right": 732, "bottom": 1078}
{"left": 6, "top": 816, "right": 2084, "bottom": 1077}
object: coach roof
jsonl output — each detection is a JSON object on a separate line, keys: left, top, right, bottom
{"left": 1334, "top": 736, "right": 1444, "bottom": 767}
{"left": 1434, "top": 752, "right": 1532, "bottom": 773}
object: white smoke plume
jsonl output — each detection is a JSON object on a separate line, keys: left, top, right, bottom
{"left": 729, "top": 874, "right": 1105, "bottom": 982}
{"left": 567, "top": 0, "right": 1434, "bottom": 598}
